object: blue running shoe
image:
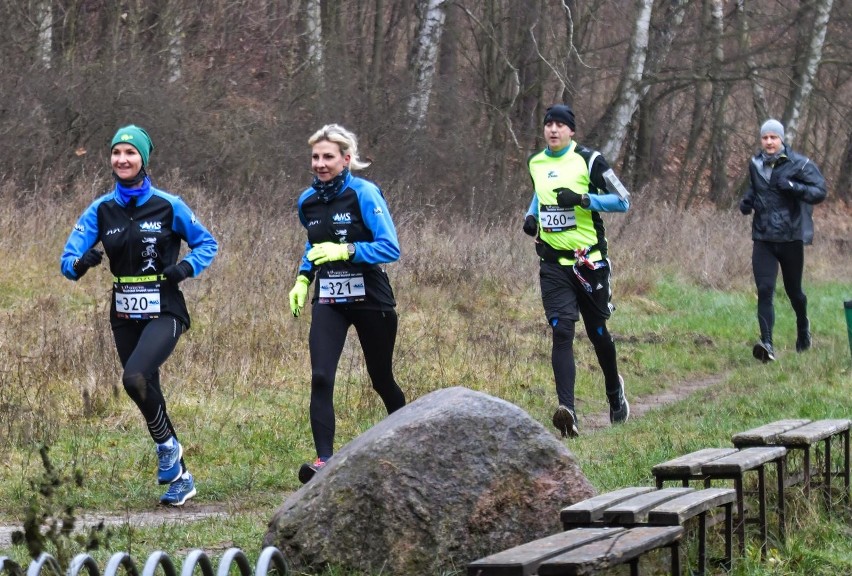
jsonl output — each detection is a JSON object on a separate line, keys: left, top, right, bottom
{"left": 157, "top": 437, "right": 183, "bottom": 484}
{"left": 160, "top": 473, "right": 196, "bottom": 506}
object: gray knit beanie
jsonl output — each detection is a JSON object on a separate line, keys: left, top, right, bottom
{"left": 760, "top": 119, "right": 785, "bottom": 141}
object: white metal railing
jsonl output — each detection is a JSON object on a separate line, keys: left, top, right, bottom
{"left": 0, "top": 546, "right": 288, "bottom": 576}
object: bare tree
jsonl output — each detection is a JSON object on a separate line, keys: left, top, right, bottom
{"left": 736, "top": 0, "right": 768, "bottom": 122}
{"left": 407, "top": 0, "right": 448, "bottom": 129}
{"left": 592, "top": 0, "right": 653, "bottom": 161}
{"left": 783, "top": 0, "right": 834, "bottom": 145}
{"left": 305, "top": 0, "right": 324, "bottom": 86}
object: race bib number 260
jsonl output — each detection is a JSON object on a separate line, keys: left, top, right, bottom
{"left": 539, "top": 205, "right": 577, "bottom": 232}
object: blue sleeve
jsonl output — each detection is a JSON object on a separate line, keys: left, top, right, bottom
{"left": 171, "top": 196, "right": 218, "bottom": 276}
{"left": 60, "top": 199, "right": 102, "bottom": 280}
{"left": 296, "top": 191, "right": 314, "bottom": 276}
{"left": 588, "top": 193, "right": 630, "bottom": 213}
{"left": 525, "top": 193, "right": 538, "bottom": 218}
{"left": 353, "top": 182, "right": 400, "bottom": 265}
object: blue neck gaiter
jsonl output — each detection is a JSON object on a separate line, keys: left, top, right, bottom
{"left": 115, "top": 175, "right": 151, "bottom": 206}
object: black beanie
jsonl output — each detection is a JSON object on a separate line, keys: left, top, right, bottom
{"left": 543, "top": 104, "right": 576, "bottom": 130}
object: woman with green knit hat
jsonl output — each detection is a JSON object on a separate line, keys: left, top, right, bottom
{"left": 61, "top": 124, "right": 219, "bottom": 506}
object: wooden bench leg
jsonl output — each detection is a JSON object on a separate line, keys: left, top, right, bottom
{"left": 630, "top": 557, "right": 639, "bottom": 576}
{"left": 697, "top": 510, "right": 707, "bottom": 576}
{"left": 724, "top": 502, "right": 733, "bottom": 570}
{"left": 734, "top": 476, "right": 745, "bottom": 556}
{"left": 844, "top": 429, "right": 851, "bottom": 504}
{"left": 670, "top": 540, "right": 681, "bottom": 576}
{"left": 776, "top": 455, "right": 786, "bottom": 544}
{"left": 758, "top": 465, "right": 767, "bottom": 558}
{"left": 824, "top": 436, "right": 832, "bottom": 508}
{"left": 803, "top": 446, "right": 812, "bottom": 497}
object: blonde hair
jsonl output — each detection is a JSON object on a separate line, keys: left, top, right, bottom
{"left": 308, "top": 124, "right": 372, "bottom": 171}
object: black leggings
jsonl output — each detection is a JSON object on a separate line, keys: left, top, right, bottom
{"left": 552, "top": 315, "right": 620, "bottom": 412}
{"left": 112, "top": 315, "right": 184, "bottom": 451}
{"left": 752, "top": 240, "right": 808, "bottom": 343}
{"left": 308, "top": 305, "right": 406, "bottom": 459}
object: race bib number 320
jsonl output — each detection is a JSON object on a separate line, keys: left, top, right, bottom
{"left": 113, "top": 280, "right": 162, "bottom": 319}
{"left": 318, "top": 271, "right": 366, "bottom": 304}
{"left": 540, "top": 204, "right": 577, "bottom": 232}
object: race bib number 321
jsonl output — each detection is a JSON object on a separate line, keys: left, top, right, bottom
{"left": 318, "top": 271, "right": 366, "bottom": 304}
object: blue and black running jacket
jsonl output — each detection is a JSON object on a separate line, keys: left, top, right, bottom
{"left": 60, "top": 178, "right": 218, "bottom": 328}
{"left": 296, "top": 172, "right": 399, "bottom": 310}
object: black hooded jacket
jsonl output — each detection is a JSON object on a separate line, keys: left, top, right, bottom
{"left": 741, "top": 145, "right": 826, "bottom": 244}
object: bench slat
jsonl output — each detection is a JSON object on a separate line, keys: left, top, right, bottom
{"left": 701, "top": 446, "right": 786, "bottom": 474}
{"left": 732, "top": 419, "right": 812, "bottom": 446}
{"left": 776, "top": 419, "right": 851, "bottom": 446}
{"left": 647, "top": 488, "right": 736, "bottom": 525}
{"left": 560, "top": 487, "right": 656, "bottom": 524}
{"left": 537, "top": 526, "right": 684, "bottom": 576}
{"left": 602, "top": 487, "right": 694, "bottom": 524}
{"left": 466, "top": 527, "right": 625, "bottom": 576}
{"left": 652, "top": 448, "right": 738, "bottom": 476}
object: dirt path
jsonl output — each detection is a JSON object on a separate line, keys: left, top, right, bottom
{"left": 0, "top": 373, "right": 728, "bottom": 550}
{"left": 0, "top": 506, "right": 230, "bottom": 550}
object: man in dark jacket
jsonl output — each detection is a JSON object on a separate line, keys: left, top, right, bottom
{"left": 739, "top": 119, "right": 827, "bottom": 362}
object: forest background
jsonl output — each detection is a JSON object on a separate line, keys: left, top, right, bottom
{"left": 1, "top": 1, "right": 852, "bottom": 573}
{"left": 1, "top": 0, "right": 851, "bottom": 210}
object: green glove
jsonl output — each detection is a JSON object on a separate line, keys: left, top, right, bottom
{"left": 307, "top": 242, "right": 350, "bottom": 265}
{"left": 289, "top": 276, "right": 310, "bottom": 317}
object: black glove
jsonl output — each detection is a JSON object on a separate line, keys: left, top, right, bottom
{"left": 523, "top": 214, "right": 538, "bottom": 237}
{"left": 775, "top": 178, "right": 803, "bottom": 197}
{"left": 554, "top": 187, "right": 588, "bottom": 208}
{"left": 73, "top": 248, "right": 104, "bottom": 276}
{"left": 163, "top": 261, "right": 194, "bottom": 284}
{"left": 739, "top": 198, "right": 753, "bottom": 215}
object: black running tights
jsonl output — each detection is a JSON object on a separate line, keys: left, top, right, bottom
{"left": 752, "top": 240, "right": 808, "bottom": 343}
{"left": 308, "top": 305, "right": 406, "bottom": 459}
{"left": 112, "top": 316, "right": 184, "bottom": 449}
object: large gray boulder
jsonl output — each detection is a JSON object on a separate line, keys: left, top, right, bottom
{"left": 263, "top": 386, "right": 595, "bottom": 575}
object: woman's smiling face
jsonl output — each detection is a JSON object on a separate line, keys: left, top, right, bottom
{"left": 111, "top": 143, "right": 143, "bottom": 181}
{"left": 311, "top": 140, "right": 350, "bottom": 182}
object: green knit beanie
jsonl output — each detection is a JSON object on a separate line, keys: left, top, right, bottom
{"left": 111, "top": 125, "right": 154, "bottom": 167}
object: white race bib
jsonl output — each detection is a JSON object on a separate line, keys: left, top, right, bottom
{"left": 318, "top": 271, "right": 366, "bottom": 303}
{"left": 540, "top": 204, "right": 577, "bottom": 232}
{"left": 113, "top": 276, "right": 163, "bottom": 319}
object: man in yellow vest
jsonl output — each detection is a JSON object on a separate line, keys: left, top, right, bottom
{"left": 523, "top": 104, "right": 630, "bottom": 438}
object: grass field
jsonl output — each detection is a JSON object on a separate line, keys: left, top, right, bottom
{"left": 0, "top": 179, "right": 850, "bottom": 575}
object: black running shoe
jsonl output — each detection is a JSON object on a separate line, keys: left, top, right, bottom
{"left": 752, "top": 341, "right": 776, "bottom": 363}
{"left": 609, "top": 375, "right": 630, "bottom": 424}
{"left": 298, "top": 458, "right": 327, "bottom": 484}
{"left": 796, "top": 320, "right": 811, "bottom": 352}
{"left": 552, "top": 405, "right": 579, "bottom": 438}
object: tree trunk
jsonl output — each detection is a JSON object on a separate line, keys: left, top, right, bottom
{"left": 593, "top": 0, "right": 653, "bottom": 162}
{"left": 708, "top": 0, "right": 731, "bottom": 204}
{"left": 735, "top": 0, "right": 768, "bottom": 122}
{"left": 305, "top": 0, "right": 324, "bottom": 86}
{"left": 407, "top": 0, "right": 448, "bottom": 129}
{"left": 783, "top": 0, "right": 834, "bottom": 145}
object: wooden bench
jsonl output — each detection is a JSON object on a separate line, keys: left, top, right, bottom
{"left": 561, "top": 487, "right": 735, "bottom": 575}
{"left": 467, "top": 526, "right": 683, "bottom": 576}
{"left": 652, "top": 446, "right": 786, "bottom": 557}
{"left": 651, "top": 448, "right": 738, "bottom": 488}
{"left": 647, "top": 488, "right": 736, "bottom": 574}
{"left": 733, "top": 418, "right": 851, "bottom": 506}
